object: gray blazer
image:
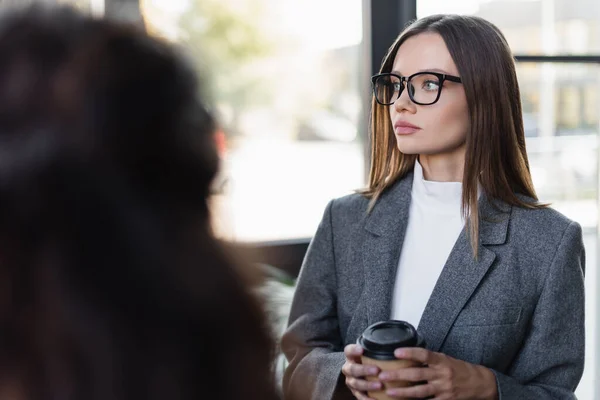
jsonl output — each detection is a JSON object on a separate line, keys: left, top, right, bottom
{"left": 282, "top": 172, "right": 585, "bottom": 400}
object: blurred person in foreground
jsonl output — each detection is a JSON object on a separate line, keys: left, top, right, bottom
{"left": 282, "top": 14, "right": 585, "bottom": 400}
{"left": 0, "top": 5, "right": 278, "bottom": 400}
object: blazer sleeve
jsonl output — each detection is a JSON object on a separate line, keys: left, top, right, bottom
{"left": 492, "top": 221, "right": 586, "bottom": 399}
{"left": 281, "top": 200, "right": 352, "bottom": 400}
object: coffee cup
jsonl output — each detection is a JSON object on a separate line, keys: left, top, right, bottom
{"left": 357, "top": 320, "right": 426, "bottom": 400}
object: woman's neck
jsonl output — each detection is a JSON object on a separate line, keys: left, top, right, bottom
{"left": 418, "top": 149, "right": 466, "bottom": 182}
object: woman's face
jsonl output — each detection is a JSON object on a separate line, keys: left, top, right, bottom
{"left": 389, "top": 32, "right": 469, "bottom": 157}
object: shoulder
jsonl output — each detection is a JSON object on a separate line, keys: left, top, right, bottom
{"left": 511, "top": 201, "right": 578, "bottom": 235}
{"left": 509, "top": 201, "right": 583, "bottom": 257}
{"left": 320, "top": 191, "right": 370, "bottom": 232}
{"left": 327, "top": 173, "right": 411, "bottom": 222}
{"left": 329, "top": 173, "right": 413, "bottom": 217}
{"left": 330, "top": 191, "right": 369, "bottom": 216}
{"left": 514, "top": 201, "right": 572, "bottom": 225}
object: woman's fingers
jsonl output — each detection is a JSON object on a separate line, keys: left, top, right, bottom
{"left": 394, "top": 347, "right": 440, "bottom": 365}
{"left": 351, "top": 389, "right": 378, "bottom": 400}
{"left": 344, "top": 344, "right": 364, "bottom": 361}
{"left": 342, "top": 361, "right": 380, "bottom": 378}
{"left": 386, "top": 382, "right": 437, "bottom": 399}
{"left": 346, "top": 376, "right": 382, "bottom": 392}
{"left": 342, "top": 346, "right": 382, "bottom": 400}
{"left": 378, "top": 366, "right": 436, "bottom": 382}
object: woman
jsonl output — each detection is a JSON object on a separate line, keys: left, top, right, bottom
{"left": 282, "top": 14, "right": 585, "bottom": 400}
{"left": 0, "top": 5, "right": 278, "bottom": 400}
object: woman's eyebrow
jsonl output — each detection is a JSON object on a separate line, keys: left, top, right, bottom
{"left": 391, "top": 68, "right": 453, "bottom": 76}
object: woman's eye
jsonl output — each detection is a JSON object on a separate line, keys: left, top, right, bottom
{"left": 423, "top": 80, "right": 439, "bottom": 91}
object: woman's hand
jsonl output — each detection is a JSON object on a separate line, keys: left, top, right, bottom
{"left": 379, "top": 347, "right": 498, "bottom": 400}
{"left": 342, "top": 344, "right": 382, "bottom": 400}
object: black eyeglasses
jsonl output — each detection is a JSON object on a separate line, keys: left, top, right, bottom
{"left": 371, "top": 71, "right": 462, "bottom": 106}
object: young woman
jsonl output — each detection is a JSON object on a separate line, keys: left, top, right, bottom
{"left": 282, "top": 14, "right": 585, "bottom": 400}
{"left": 0, "top": 6, "right": 278, "bottom": 400}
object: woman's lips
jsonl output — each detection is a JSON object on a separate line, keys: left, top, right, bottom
{"left": 394, "top": 121, "right": 421, "bottom": 135}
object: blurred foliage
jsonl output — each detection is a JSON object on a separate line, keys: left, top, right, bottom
{"left": 0, "top": 0, "right": 89, "bottom": 9}
{"left": 58, "top": 0, "right": 91, "bottom": 11}
{"left": 178, "top": 0, "right": 279, "bottom": 135}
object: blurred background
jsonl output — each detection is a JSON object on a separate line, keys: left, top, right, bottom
{"left": 27, "top": 0, "right": 600, "bottom": 397}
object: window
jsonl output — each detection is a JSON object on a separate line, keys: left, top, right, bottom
{"left": 418, "top": 0, "right": 600, "bottom": 54}
{"left": 516, "top": 64, "right": 600, "bottom": 136}
{"left": 58, "top": 0, "right": 92, "bottom": 9}
{"left": 519, "top": 63, "right": 600, "bottom": 400}
{"left": 142, "top": 0, "right": 366, "bottom": 242}
{"left": 55, "top": 0, "right": 105, "bottom": 16}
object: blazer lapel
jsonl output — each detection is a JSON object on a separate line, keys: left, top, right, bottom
{"left": 362, "top": 173, "right": 413, "bottom": 326}
{"left": 417, "top": 195, "right": 511, "bottom": 351}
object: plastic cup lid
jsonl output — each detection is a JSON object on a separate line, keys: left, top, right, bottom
{"left": 357, "top": 320, "right": 426, "bottom": 360}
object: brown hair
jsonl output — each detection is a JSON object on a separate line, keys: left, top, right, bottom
{"left": 0, "top": 5, "right": 278, "bottom": 400}
{"left": 364, "top": 14, "right": 544, "bottom": 256}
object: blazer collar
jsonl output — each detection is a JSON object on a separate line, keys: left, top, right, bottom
{"left": 364, "top": 173, "right": 511, "bottom": 245}
{"left": 364, "top": 172, "right": 413, "bottom": 238}
{"left": 361, "top": 175, "right": 411, "bottom": 327}
{"left": 361, "top": 172, "right": 512, "bottom": 348}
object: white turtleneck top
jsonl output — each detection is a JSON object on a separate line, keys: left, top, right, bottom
{"left": 390, "top": 160, "right": 465, "bottom": 328}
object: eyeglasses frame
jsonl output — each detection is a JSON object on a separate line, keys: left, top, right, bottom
{"left": 370, "top": 71, "right": 463, "bottom": 106}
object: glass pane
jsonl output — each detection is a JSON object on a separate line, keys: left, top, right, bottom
{"left": 418, "top": 0, "right": 600, "bottom": 55}
{"left": 141, "top": 0, "right": 366, "bottom": 241}
{"left": 7, "top": 0, "right": 96, "bottom": 10}
{"left": 58, "top": 0, "right": 94, "bottom": 12}
{"left": 517, "top": 62, "right": 599, "bottom": 399}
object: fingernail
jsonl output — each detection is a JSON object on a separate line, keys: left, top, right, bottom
{"left": 370, "top": 382, "right": 381, "bottom": 390}
{"left": 395, "top": 348, "right": 406, "bottom": 357}
{"left": 368, "top": 367, "right": 379, "bottom": 375}
{"left": 379, "top": 372, "right": 390, "bottom": 380}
